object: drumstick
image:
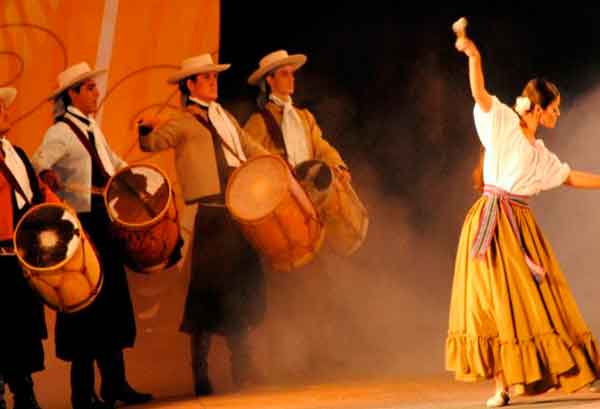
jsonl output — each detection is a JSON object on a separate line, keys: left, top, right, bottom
{"left": 117, "top": 179, "right": 159, "bottom": 218}
{"left": 452, "top": 16, "right": 468, "bottom": 38}
{"left": 0, "top": 246, "right": 15, "bottom": 257}
{"left": 64, "top": 183, "right": 105, "bottom": 196}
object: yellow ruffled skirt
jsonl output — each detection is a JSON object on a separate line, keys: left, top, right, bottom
{"left": 446, "top": 196, "right": 600, "bottom": 393}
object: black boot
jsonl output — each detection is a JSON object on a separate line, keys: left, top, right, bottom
{"left": 73, "top": 393, "right": 113, "bottom": 409}
{"left": 98, "top": 350, "right": 153, "bottom": 405}
{"left": 0, "top": 373, "right": 6, "bottom": 409}
{"left": 70, "top": 358, "right": 113, "bottom": 409}
{"left": 227, "top": 328, "right": 260, "bottom": 389}
{"left": 6, "top": 374, "right": 42, "bottom": 409}
{"left": 191, "top": 332, "right": 213, "bottom": 396}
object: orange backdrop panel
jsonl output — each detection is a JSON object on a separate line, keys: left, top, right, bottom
{"left": 1, "top": 0, "right": 105, "bottom": 153}
{"left": 1, "top": 0, "right": 220, "bottom": 185}
{"left": 99, "top": 0, "right": 221, "bottom": 199}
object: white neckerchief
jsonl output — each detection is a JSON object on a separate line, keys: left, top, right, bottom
{"left": 269, "top": 94, "right": 311, "bottom": 166}
{"left": 190, "top": 97, "right": 246, "bottom": 167}
{"left": 66, "top": 106, "right": 116, "bottom": 175}
{"left": 1, "top": 138, "right": 33, "bottom": 209}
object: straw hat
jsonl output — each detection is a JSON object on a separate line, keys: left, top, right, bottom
{"left": 49, "top": 62, "right": 106, "bottom": 100}
{"left": 167, "top": 54, "right": 230, "bottom": 84}
{"left": 248, "top": 50, "right": 307, "bottom": 85}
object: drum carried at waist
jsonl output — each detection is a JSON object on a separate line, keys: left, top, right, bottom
{"left": 226, "top": 154, "right": 324, "bottom": 272}
{"left": 13, "top": 202, "right": 102, "bottom": 313}
{"left": 104, "top": 164, "right": 180, "bottom": 274}
{"left": 294, "top": 160, "right": 368, "bottom": 256}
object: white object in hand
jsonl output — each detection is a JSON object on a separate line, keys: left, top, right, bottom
{"left": 452, "top": 17, "right": 468, "bottom": 37}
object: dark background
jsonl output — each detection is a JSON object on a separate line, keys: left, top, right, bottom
{"left": 212, "top": 4, "right": 600, "bottom": 379}
{"left": 220, "top": 5, "right": 600, "bottom": 215}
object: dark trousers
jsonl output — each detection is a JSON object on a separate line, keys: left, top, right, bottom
{"left": 70, "top": 350, "right": 127, "bottom": 405}
{"left": 0, "top": 373, "right": 4, "bottom": 409}
{"left": 0, "top": 372, "right": 36, "bottom": 405}
{"left": 190, "top": 327, "right": 253, "bottom": 392}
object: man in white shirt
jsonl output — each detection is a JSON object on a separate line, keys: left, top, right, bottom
{"left": 32, "top": 63, "right": 152, "bottom": 409}
{"left": 0, "top": 87, "right": 61, "bottom": 409}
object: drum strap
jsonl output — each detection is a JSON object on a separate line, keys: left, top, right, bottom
{"left": 0, "top": 146, "right": 43, "bottom": 243}
{"left": 193, "top": 114, "right": 237, "bottom": 195}
{"left": 260, "top": 108, "right": 289, "bottom": 161}
{"left": 192, "top": 114, "right": 245, "bottom": 164}
{"left": 0, "top": 145, "right": 42, "bottom": 209}
{"left": 57, "top": 117, "right": 110, "bottom": 187}
{"left": 13, "top": 146, "right": 44, "bottom": 211}
{"left": 0, "top": 155, "right": 31, "bottom": 208}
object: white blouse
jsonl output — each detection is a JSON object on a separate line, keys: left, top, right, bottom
{"left": 474, "top": 96, "right": 570, "bottom": 196}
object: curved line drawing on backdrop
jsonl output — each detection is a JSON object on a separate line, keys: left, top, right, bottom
{"left": 96, "top": 64, "right": 179, "bottom": 162}
{"left": 126, "top": 99, "right": 180, "bottom": 162}
{"left": 0, "top": 23, "right": 69, "bottom": 125}
{"left": 97, "top": 48, "right": 220, "bottom": 163}
{"left": 97, "top": 64, "right": 179, "bottom": 110}
{"left": 0, "top": 51, "right": 24, "bottom": 86}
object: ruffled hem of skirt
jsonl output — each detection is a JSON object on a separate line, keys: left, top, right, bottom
{"left": 445, "top": 331, "right": 600, "bottom": 393}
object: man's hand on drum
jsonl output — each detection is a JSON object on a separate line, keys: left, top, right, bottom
{"left": 39, "top": 169, "right": 63, "bottom": 192}
{"left": 137, "top": 116, "right": 161, "bottom": 136}
{"left": 336, "top": 166, "right": 352, "bottom": 184}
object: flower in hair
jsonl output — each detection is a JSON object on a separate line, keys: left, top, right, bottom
{"left": 515, "top": 96, "right": 531, "bottom": 116}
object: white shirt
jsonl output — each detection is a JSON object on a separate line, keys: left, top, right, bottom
{"left": 0, "top": 137, "right": 33, "bottom": 209}
{"left": 474, "top": 96, "right": 570, "bottom": 196}
{"left": 189, "top": 97, "right": 246, "bottom": 167}
{"left": 32, "top": 106, "right": 126, "bottom": 212}
{"left": 269, "top": 94, "right": 311, "bottom": 166}
{"left": 64, "top": 107, "right": 117, "bottom": 175}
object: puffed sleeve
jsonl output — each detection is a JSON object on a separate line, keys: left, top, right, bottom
{"left": 473, "top": 96, "right": 520, "bottom": 150}
{"left": 537, "top": 141, "right": 571, "bottom": 191}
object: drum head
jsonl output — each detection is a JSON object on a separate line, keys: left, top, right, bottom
{"left": 227, "top": 155, "right": 290, "bottom": 221}
{"left": 15, "top": 204, "right": 81, "bottom": 269}
{"left": 294, "top": 160, "right": 333, "bottom": 209}
{"left": 106, "top": 165, "right": 170, "bottom": 226}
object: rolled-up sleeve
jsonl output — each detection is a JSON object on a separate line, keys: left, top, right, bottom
{"left": 32, "top": 124, "right": 69, "bottom": 174}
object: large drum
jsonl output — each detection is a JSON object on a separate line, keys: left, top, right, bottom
{"left": 295, "top": 160, "right": 368, "bottom": 256}
{"left": 105, "top": 164, "right": 180, "bottom": 273}
{"left": 226, "top": 155, "right": 324, "bottom": 272}
{"left": 13, "top": 202, "right": 103, "bottom": 313}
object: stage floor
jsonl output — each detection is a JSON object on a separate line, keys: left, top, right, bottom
{"left": 126, "top": 377, "right": 600, "bottom": 409}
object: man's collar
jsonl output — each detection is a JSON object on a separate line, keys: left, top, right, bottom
{"left": 270, "top": 93, "right": 293, "bottom": 106}
{"left": 66, "top": 106, "right": 95, "bottom": 126}
{"left": 189, "top": 97, "right": 212, "bottom": 108}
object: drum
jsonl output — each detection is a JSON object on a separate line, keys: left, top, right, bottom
{"left": 13, "top": 202, "right": 103, "bottom": 313}
{"left": 226, "top": 155, "right": 324, "bottom": 272}
{"left": 295, "top": 160, "right": 368, "bottom": 256}
{"left": 104, "top": 164, "right": 180, "bottom": 274}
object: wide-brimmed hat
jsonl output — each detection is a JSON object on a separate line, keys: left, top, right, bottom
{"left": 247, "top": 50, "right": 307, "bottom": 86}
{"left": 49, "top": 62, "right": 106, "bottom": 100}
{"left": 167, "top": 54, "right": 231, "bottom": 84}
{"left": 0, "top": 87, "right": 17, "bottom": 108}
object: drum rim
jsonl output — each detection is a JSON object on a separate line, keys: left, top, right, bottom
{"left": 225, "top": 154, "right": 291, "bottom": 222}
{"left": 104, "top": 163, "right": 174, "bottom": 228}
{"left": 13, "top": 202, "right": 84, "bottom": 272}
